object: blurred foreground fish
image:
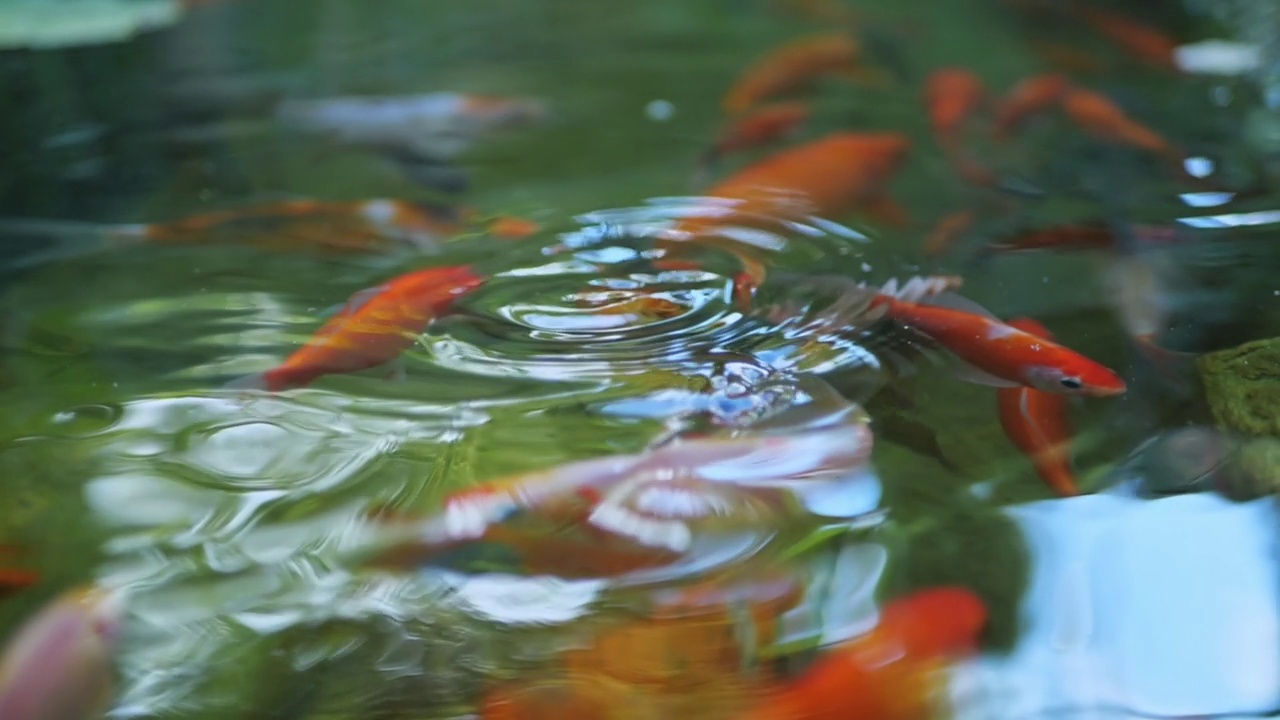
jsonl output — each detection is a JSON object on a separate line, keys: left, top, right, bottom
{"left": 276, "top": 92, "right": 549, "bottom": 161}
{"left": 0, "top": 584, "right": 124, "bottom": 720}
{"left": 365, "top": 413, "right": 879, "bottom": 581}
{"left": 1060, "top": 87, "right": 1180, "bottom": 162}
{"left": 996, "top": 318, "right": 1081, "bottom": 497}
{"left": 736, "top": 587, "right": 987, "bottom": 720}
{"left": 226, "top": 264, "right": 486, "bottom": 392}
{"left": 1076, "top": 4, "right": 1178, "bottom": 71}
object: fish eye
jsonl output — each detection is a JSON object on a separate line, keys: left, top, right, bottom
{"left": 1059, "top": 377, "right": 1083, "bottom": 390}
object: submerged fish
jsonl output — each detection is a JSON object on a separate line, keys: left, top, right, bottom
{"left": 872, "top": 290, "right": 1127, "bottom": 396}
{"left": 276, "top": 92, "right": 549, "bottom": 161}
{"left": 696, "top": 102, "right": 812, "bottom": 180}
{"left": 736, "top": 587, "right": 987, "bottom": 720}
{"left": 227, "top": 264, "right": 486, "bottom": 392}
{"left": 921, "top": 210, "right": 975, "bottom": 258}
{"left": 0, "top": 584, "right": 125, "bottom": 720}
{"left": 923, "top": 68, "right": 994, "bottom": 185}
{"left": 0, "top": 198, "right": 531, "bottom": 269}
{"left": 367, "top": 421, "right": 878, "bottom": 581}
{"left": 996, "top": 317, "right": 1081, "bottom": 497}
{"left": 667, "top": 132, "right": 910, "bottom": 305}
{"left": 0, "top": 546, "right": 38, "bottom": 599}
{"left": 992, "top": 73, "right": 1068, "bottom": 140}
{"left": 1077, "top": 4, "right": 1178, "bottom": 70}
{"left": 722, "top": 34, "right": 867, "bottom": 115}
{"left": 1060, "top": 87, "right": 1178, "bottom": 159}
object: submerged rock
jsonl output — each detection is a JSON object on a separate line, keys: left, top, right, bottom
{"left": 1198, "top": 337, "right": 1280, "bottom": 437}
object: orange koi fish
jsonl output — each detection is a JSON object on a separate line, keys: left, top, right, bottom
{"left": 996, "top": 318, "right": 1081, "bottom": 497}
{"left": 669, "top": 133, "right": 910, "bottom": 306}
{"left": 723, "top": 34, "right": 865, "bottom": 115}
{"left": 872, "top": 290, "right": 1127, "bottom": 396}
{"left": 698, "top": 102, "right": 812, "bottom": 175}
{"left": 1031, "top": 41, "right": 1109, "bottom": 75}
{"left": 227, "top": 264, "right": 485, "bottom": 392}
{"left": 1078, "top": 5, "right": 1178, "bottom": 70}
{"left": 674, "top": 132, "right": 912, "bottom": 238}
{"left": 921, "top": 210, "right": 975, "bottom": 258}
{"left": 1060, "top": 88, "right": 1177, "bottom": 158}
{"left": 737, "top": 587, "right": 987, "bottom": 720}
{"left": 924, "top": 68, "right": 994, "bottom": 185}
{"left": 992, "top": 73, "right": 1068, "bottom": 140}
{"left": 0, "top": 584, "right": 124, "bottom": 720}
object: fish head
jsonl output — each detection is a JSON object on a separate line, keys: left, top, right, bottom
{"left": 1023, "top": 356, "right": 1127, "bottom": 397}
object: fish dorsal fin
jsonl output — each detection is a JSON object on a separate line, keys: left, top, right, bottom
{"left": 911, "top": 289, "right": 1000, "bottom": 320}
{"left": 338, "top": 285, "right": 390, "bottom": 316}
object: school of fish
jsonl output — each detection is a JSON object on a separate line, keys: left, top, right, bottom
{"left": 0, "top": 1, "right": 1253, "bottom": 719}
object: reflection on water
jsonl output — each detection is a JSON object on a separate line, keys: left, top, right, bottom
{"left": 0, "top": 0, "right": 1278, "bottom": 718}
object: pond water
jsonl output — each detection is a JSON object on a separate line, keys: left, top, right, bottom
{"left": 0, "top": 0, "right": 1278, "bottom": 718}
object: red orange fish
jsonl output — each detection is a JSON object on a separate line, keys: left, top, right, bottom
{"left": 667, "top": 133, "right": 910, "bottom": 306}
{"left": 922, "top": 210, "right": 975, "bottom": 258}
{"left": 872, "top": 291, "right": 1127, "bottom": 396}
{"left": 983, "top": 222, "right": 1116, "bottom": 255}
{"left": 227, "top": 264, "right": 485, "bottom": 392}
{"left": 736, "top": 587, "right": 987, "bottom": 720}
{"left": 992, "top": 73, "right": 1068, "bottom": 140}
{"left": 722, "top": 34, "right": 868, "bottom": 115}
{"left": 924, "top": 68, "right": 995, "bottom": 185}
{"left": 1078, "top": 5, "right": 1178, "bottom": 70}
{"left": 1060, "top": 87, "right": 1178, "bottom": 159}
{"left": 698, "top": 102, "right": 812, "bottom": 175}
{"left": 996, "top": 318, "right": 1081, "bottom": 497}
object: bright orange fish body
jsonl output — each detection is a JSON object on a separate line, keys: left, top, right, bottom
{"left": 992, "top": 73, "right": 1068, "bottom": 139}
{"left": 737, "top": 587, "right": 988, "bottom": 720}
{"left": 1061, "top": 88, "right": 1175, "bottom": 157}
{"left": 873, "top": 293, "right": 1127, "bottom": 396}
{"left": 723, "top": 34, "right": 862, "bottom": 115}
{"left": 231, "top": 265, "right": 485, "bottom": 392}
{"left": 996, "top": 318, "right": 1081, "bottom": 497}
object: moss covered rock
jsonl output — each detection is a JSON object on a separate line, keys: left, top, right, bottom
{"left": 1197, "top": 338, "right": 1280, "bottom": 437}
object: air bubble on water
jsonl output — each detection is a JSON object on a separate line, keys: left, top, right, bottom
{"left": 645, "top": 99, "right": 675, "bottom": 121}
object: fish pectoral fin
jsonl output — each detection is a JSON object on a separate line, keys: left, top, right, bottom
{"left": 383, "top": 358, "right": 408, "bottom": 382}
